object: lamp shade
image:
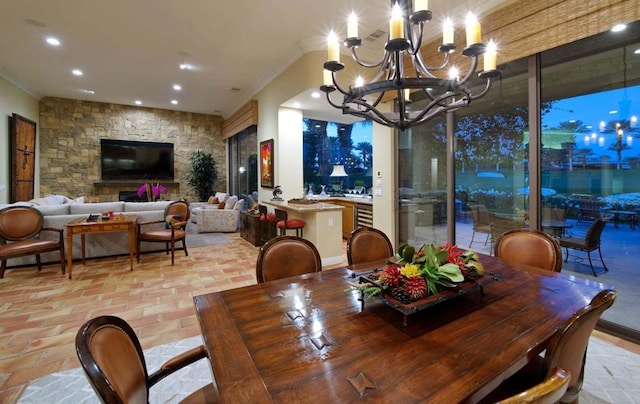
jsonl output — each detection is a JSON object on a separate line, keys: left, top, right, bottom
{"left": 329, "top": 164, "right": 348, "bottom": 177}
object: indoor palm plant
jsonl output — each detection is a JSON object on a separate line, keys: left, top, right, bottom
{"left": 186, "top": 150, "right": 218, "bottom": 201}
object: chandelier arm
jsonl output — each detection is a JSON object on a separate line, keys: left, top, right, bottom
{"left": 350, "top": 46, "right": 386, "bottom": 69}
{"left": 347, "top": 101, "right": 396, "bottom": 126}
{"left": 415, "top": 50, "right": 451, "bottom": 75}
{"left": 406, "top": 21, "right": 425, "bottom": 57}
{"left": 467, "top": 76, "right": 495, "bottom": 99}
{"left": 369, "top": 53, "right": 393, "bottom": 84}
{"left": 324, "top": 92, "right": 345, "bottom": 110}
{"left": 331, "top": 72, "right": 352, "bottom": 96}
{"left": 458, "top": 56, "right": 482, "bottom": 85}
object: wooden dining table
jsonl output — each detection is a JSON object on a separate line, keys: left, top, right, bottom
{"left": 193, "top": 254, "right": 610, "bottom": 403}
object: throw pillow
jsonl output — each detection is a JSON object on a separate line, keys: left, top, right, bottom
{"left": 165, "top": 214, "right": 183, "bottom": 228}
{"left": 225, "top": 196, "right": 238, "bottom": 210}
{"left": 207, "top": 196, "right": 219, "bottom": 204}
{"left": 218, "top": 201, "right": 226, "bottom": 209}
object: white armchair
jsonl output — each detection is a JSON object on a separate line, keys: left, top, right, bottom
{"left": 195, "top": 199, "right": 244, "bottom": 233}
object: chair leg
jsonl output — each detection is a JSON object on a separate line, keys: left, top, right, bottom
{"left": 564, "top": 247, "right": 569, "bottom": 262}
{"left": 598, "top": 247, "right": 608, "bottom": 272}
{"left": 183, "top": 239, "right": 188, "bottom": 257}
{"left": 469, "top": 230, "right": 476, "bottom": 248}
{"left": 59, "top": 247, "right": 66, "bottom": 275}
{"left": 36, "top": 255, "right": 42, "bottom": 272}
{"left": 483, "top": 233, "right": 490, "bottom": 245}
{"left": 0, "top": 260, "right": 6, "bottom": 278}
{"left": 136, "top": 237, "right": 141, "bottom": 263}
{"left": 170, "top": 240, "right": 175, "bottom": 265}
{"left": 586, "top": 251, "right": 598, "bottom": 277}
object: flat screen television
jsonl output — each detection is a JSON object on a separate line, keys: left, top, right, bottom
{"left": 100, "top": 139, "right": 174, "bottom": 180}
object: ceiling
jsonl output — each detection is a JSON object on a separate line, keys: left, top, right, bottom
{"left": 0, "top": 0, "right": 512, "bottom": 121}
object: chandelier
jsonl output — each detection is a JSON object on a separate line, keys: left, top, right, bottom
{"left": 320, "top": 0, "right": 501, "bottom": 130}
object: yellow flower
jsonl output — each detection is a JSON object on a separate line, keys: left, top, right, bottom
{"left": 400, "top": 263, "right": 421, "bottom": 278}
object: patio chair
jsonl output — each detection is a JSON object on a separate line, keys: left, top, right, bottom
{"left": 558, "top": 218, "right": 608, "bottom": 276}
{"left": 469, "top": 205, "right": 493, "bottom": 247}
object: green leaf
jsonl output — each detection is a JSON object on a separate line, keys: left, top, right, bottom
{"left": 437, "top": 263, "right": 465, "bottom": 282}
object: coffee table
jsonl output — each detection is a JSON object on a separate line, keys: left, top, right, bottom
{"left": 65, "top": 214, "right": 138, "bottom": 279}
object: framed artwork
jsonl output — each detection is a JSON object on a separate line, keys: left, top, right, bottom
{"left": 260, "top": 139, "right": 274, "bottom": 188}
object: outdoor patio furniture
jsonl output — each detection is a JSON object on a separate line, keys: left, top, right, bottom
{"left": 469, "top": 205, "right": 493, "bottom": 248}
{"left": 558, "top": 219, "right": 608, "bottom": 276}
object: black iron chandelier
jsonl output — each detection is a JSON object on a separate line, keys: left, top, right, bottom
{"left": 320, "top": 0, "right": 501, "bottom": 130}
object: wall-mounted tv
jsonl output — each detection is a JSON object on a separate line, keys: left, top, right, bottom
{"left": 100, "top": 139, "right": 174, "bottom": 181}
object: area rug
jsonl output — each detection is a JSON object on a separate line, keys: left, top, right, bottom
{"left": 185, "top": 222, "right": 231, "bottom": 248}
{"left": 18, "top": 334, "right": 639, "bottom": 403}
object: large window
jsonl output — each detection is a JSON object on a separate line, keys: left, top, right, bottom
{"left": 302, "top": 118, "right": 372, "bottom": 195}
{"left": 228, "top": 126, "right": 258, "bottom": 200}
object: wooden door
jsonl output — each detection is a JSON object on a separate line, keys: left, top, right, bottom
{"left": 10, "top": 114, "right": 37, "bottom": 202}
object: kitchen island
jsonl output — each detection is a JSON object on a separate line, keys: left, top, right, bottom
{"left": 262, "top": 200, "right": 344, "bottom": 267}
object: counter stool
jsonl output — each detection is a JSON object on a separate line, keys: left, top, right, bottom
{"left": 275, "top": 209, "right": 305, "bottom": 237}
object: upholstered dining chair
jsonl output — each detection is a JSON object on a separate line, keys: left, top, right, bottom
{"left": 137, "top": 201, "right": 189, "bottom": 265}
{"left": 0, "top": 206, "right": 65, "bottom": 278}
{"left": 497, "top": 367, "right": 570, "bottom": 404}
{"left": 256, "top": 236, "right": 321, "bottom": 283}
{"left": 495, "top": 229, "right": 563, "bottom": 272}
{"left": 558, "top": 218, "right": 608, "bottom": 276}
{"left": 485, "top": 289, "right": 617, "bottom": 404}
{"left": 346, "top": 226, "right": 393, "bottom": 265}
{"left": 76, "top": 315, "right": 215, "bottom": 403}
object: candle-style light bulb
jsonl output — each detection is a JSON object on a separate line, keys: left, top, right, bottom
{"left": 484, "top": 40, "right": 497, "bottom": 71}
{"left": 465, "top": 12, "right": 481, "bottom": 46}
{"left": 348, "top": 12, "right": 358, "bottom": 38}
{"left": 389, "top": 3, "right": 404, "bottom": 40}
{"left": 327, "top": 31, "right": 340, "bottom": 62}
{"left": 442, "top": 18, "right": 454, "bottom": 44}
{"left": 414, "top": 0, "right": 429, "bottom": 12}
{"left": 355, "top": 76, "right": 364, "bottom": 87}
{"left": 448, "top": 67, "right": 459, "bottom": 81}
{"left": 323, "top": 69, "right": 332, "bottom": 86}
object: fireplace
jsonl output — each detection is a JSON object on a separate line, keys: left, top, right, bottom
{"left": 119, "top": 191, "right": 148, "bottom": 202}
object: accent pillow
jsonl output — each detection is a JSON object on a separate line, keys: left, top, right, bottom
{"left": 225, "top": 196, "right": 238, "bottom": 210}
{"left": 218, "top": 201, "right": 226, "bottom": 209}
{"left": 208, "top": 196, "right": 219, "bottom": 204}
{"left": 165, "top": 214, "right": 183, "bottom": 228}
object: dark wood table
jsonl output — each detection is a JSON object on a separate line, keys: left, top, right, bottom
{"left": 193, "top": 255, "right": 609, "bottom": 403}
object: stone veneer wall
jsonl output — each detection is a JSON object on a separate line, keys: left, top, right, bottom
{"left": 38, "top": 97, "right": 226, "bottom": 202}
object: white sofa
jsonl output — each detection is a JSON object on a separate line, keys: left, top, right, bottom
{"left": 1, "top": 200, "right": 172, "bottom": 268}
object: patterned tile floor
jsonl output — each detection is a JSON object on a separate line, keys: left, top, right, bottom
{"left": 1, "top": 232, "right": 639, "bottom": 403}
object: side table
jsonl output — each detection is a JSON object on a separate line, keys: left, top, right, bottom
{"left": 240, "top": 211, "right": 262, "bottom": 246}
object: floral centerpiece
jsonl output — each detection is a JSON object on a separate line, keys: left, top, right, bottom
{"left": 137, "top": 183, "right": 168, "bottom": 201}
{"left": 357, "top": 243, "right": 485, "bottom": 304}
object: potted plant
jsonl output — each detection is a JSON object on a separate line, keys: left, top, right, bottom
{"left": 186, "top": 150, "right": 218, "bottom": 201}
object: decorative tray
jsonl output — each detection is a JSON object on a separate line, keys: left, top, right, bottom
{"left": 287, "top": 198, "right": 318, "bottom": 205}
{"left": 358, "top": 272, "right": 500, "bottom": 325}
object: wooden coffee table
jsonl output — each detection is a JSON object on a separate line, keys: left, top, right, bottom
{"left": 65, "top": 214, "right": 138, "bottom": 279}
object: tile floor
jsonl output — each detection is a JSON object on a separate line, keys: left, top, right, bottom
{"left": 1, "top": 231, "right": 639, "bottom": 403}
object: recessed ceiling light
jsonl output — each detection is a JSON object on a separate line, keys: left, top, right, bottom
{"left": 635, "top": 48, "right": 640, "bottom": 55}
{"left": 173, "top": 84, "right": 182, "bottom": 91}
{"left": 611, "top": 24, "right": 626, "bottom": 32}
{"left": 134, "top": 100, "right": 142, "bottom": 105}
{"left": 72, "top": 69, "right": 83, "bottom": 76}
{"left": 171, "top": 100, "right": 178, "bottom": 105}
{"left": 46, "top": 37, "right": 60, "bottom": 46}
{"left": 310, "top": 92, "right": 321, "bottom": 98}
{"left": 293, "top": 102, "right": 301, "bottom": 108}
{"left": 609, "top": 110, "right": 618, "bottom": 114}
{"left": 80, "top": 89, "right": 95, "bottom": 94}
{"left": 179, "top": 63, "right": 192, "bottom": 70}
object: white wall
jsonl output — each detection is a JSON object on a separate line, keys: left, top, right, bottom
{"left": 0, "top": 77, "right": 40, "bottom": 203}
{"left": 277, "top": 108, "right": 304, "bottom": 199}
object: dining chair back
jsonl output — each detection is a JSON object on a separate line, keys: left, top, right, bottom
{"left": 256, "top": 236, "right": 321, "bottom": 283}
{"left": 346, "top": 226, "right": 393, "bottom": 265}
{"left": 495, "top": 229, "right": 562, "bottom": 272}
{"left": 558, "top": 218, "right": 607, "bottom": 276}
{"left": 497, "top": 367, "right": 570, "bottom": 404}
{"left": 0, "top": 206, "right": 65, "bottom": 278}
{"left": 469, "top": 205, "right": 493, "bottom": 247}
{"left": 541, "top": 289, "right": 617, "bottom": 403}
{"left": 75, "top": 315, "right": 210, "bottom": 404}
{"left": 137, "top": 201, "right": 189, "bottom": 265}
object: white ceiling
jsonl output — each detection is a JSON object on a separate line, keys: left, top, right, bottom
{"left": 0, "top": 0, "right": 512, "bottom": 120}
